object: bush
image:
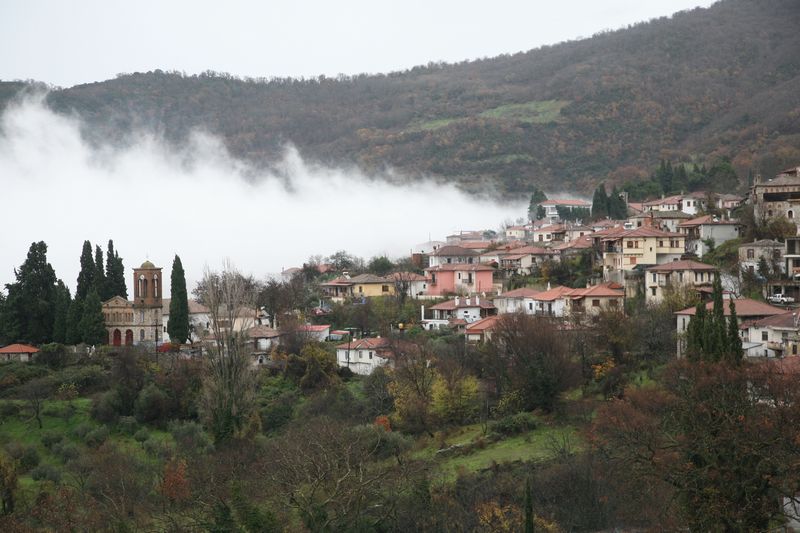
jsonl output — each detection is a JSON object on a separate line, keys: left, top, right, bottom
{"left": 117, "top": 416, "right": 138, "bottom": 435}
{"left": 91, "top": 390, "right": 121, "bottom": 424}
{"left": 337, "top": 366, "right": 354, "bottom": 380}
{"left": 71, "top": 422, "right": 93, "bottom": 439}
{"left": 0, "top": 402, "right": 21, "bottom": 418}
{"left": 488, "top": 412, "right": 540, "bottom": 438}
{"left": 351, "top": 424, "right": 412, "bottom": 460}
{"left": 134, "top": 383, "right": 168, "bottom": 424}
{"left": 30, "top": 463, "right": 61, "bottom": 483}
{"left": 259, "top": 389, "right": 300, "bottom": 434}
{"left": 168, "top": 420, "right": 213, "bottom": 454}
{"left": 134, "top": 428, "right": 150, "bottom": 447}
{"left": 143, "top": 438, "right": 175, "bottom": 459}
{"left": 52, "top": 442, "right": 79, "bottom": 463}
{"left": 19, "top": 446, "right": 40, "bottom": 472}
{"left": 85, "top": 427, "right": 110, "bottom": 448}
{"left": 40, "top": 431, "right": 63, "bottom": 449}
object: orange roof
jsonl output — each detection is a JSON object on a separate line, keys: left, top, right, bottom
{"left": 676, "top": 298, "right": 785, "bottom": 317}
{"left": 532, "top": 285, "right": 574, "bottom": 302}
{"left": 0, "top": 343, "right": 39, "bottom": 354}
{"left": 466, "top": 315, "right": 500, "bottom": 333}
{"left": 643, "top": 195, "right": 683, "bottom": 206}
{"left": 646, "top": 260, "right": 717, "bottom": 272}
{"left": 566, "top": 284, "right": 624, "bottom": 299}
{"left": 678, "top": 215, "right": 740, "bottom": 227}
{"left": 496, "top": 287, "right": 541, "bottom": 298}
{"left": 335, "top": 337, "right": 391, "bottom": 351}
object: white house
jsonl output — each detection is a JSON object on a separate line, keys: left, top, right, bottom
{"left": 493, "top": 287, "right": 542, "bottom": 315}
{"left": 161, "top": 299, "right": 212, "bottom": 343}
{"left": 644, "top": 260, "right": 718, "bottom": 304}
{"left": 529, "top": 285, "right": 573, "bottom": 317}
{"left": 677, "top": 215, "right": 742, "bottom": 259}
{"left": 742, "top": 312, "right": 799, "bottom": 358}
{"left": 421, "top": 295, "right": 496, "bottom": 330}
{"left": 335, "top": 337, "right": 393, "bottom": 375}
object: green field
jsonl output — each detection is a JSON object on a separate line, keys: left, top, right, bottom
{"left": 479, "top": 100, "right": 569, "bottom": 123}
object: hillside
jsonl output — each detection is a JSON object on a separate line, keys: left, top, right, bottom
{"left": 3, "top": 0, "right": 800, "bottom": 195}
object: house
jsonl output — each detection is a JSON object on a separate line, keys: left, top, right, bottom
{"left": 680, "top": 191, "right": 710, "bottom": 216}
{"left": 424, "top": 263, "right": 495, "bottom": 296}
{"left": 428, "top": 245, "right": 481, "bottom": 268}
{"left": 529, "top": 285, "right": 574, "bottom": 317}
{"left": 297, "top": 324, "right": 331, "bottom": 342}
{"left": 677, "top": 215, "right": 742, "bottom": 259}
{"left": 564, "top": 225, "right": 593, "bottom": 242}
{"left": 716, "top": 193, "right": 745, "bottom": 212}
{"left": 532, "top": 224, "right": 563, "bottom": 243}
{"left": 563, "top": 283, "right": 625, "bottom": 316}
{"left": 465, "top": 315, "right": 500, "bottom": 344}
{"left": 421, "top": 295, "right": 497, "bottom": 330}
{"left": 102, "top": 260, "right": 165, "bottom": 346}
{"left": 751, "top": 166, "right": 800, "bottom": 222}
{"left": 675, "top": 298, "right": 785, "bottom": 357}
{"left": 552, "top": 235, "right": 594, "bottom": 257}
{"left": 742, "top": 312, "right": 799, "bottom": 358}
{"left": 411, "top": 240, "right": 447, "bottom": 268}
{"left": 161, "top": 298, "right": 212, "bottom": 343}
{"left": 504, "top": 225, "right": 529, "bottom": 241}
{"left": 0, "top": 343, "right": 39, "bottom": 363}
{"left": 600, "top": 227, "right": 686, "bottom": 284}
{"left": 387, "top": 272, "right": 429, "bottom": 298}
{"left": 642, "top": 194, "right": 684, "bottom": 212}
{"left": 321, "top": 273, "right": 395, "bottom": 301}
{"left": 335, "top": 337, "right": 394, "bottom": 375}
{"left": 497, "top": 246, "right": 560, "bottom": 276}
{"left": 458, "top": 241, "right": 497, "bottom": 253}
{"left": 739, "top": 240, "right": 784, "bottom": 276}
{"left": 248, "top": 325, "right": 283, "bottom": 356}
{"left": 540, "top": 199, "right": 591, "bottom": 224}
{"left": 644, "top": 260, "right": 718, "bottom": 304}
{"left": 628, "top": 211, "right": 692, "bottom": 233}
{"left": 446, "top": 231, "right": 486, "bottom": 244}
{"left": 493, "top": 287, "right": 541, "bottom": 315}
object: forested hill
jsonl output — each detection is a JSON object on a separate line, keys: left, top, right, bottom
{"left": 4, "top": 0, "right": 800, "bottom": 195}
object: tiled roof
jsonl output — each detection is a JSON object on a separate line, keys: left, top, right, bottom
{"left": 334, "top": 337, "right": 392, "bottom": 351}
{"left": 631, "top": 211, "right": 692, "bottom": 219}
{"left": 162, "top": 298, "right": 210, "bottom": 314}
{"left": 466, "top": 315, "right": 500, "bottom": 332}
{"left": 348, "top": 274, "right": 393, "bottom": 284}
{"left": 601, "top": 227, "right": 684, "bottom": 240}
{"left": 541, "top": 199, "right": 591, "bottom": 206}
{"left": 431, "top": 246, "right": 479, "bottom": 257}
{"left": 496, "top": 287, "right": 541, "bottom": 299}
{"left": 532, "top": 285, "right": 574, "bottom": 302}
{"left": 425, "top": 263, "right": 495, "bottom": 272}
{"left": 0, "top": 343, "right": 39, "bottom": 354}
{"left": 387, "top": 272, "right": 428, "bottom": 282}
{"left": 566, "top": 283, "right": 624, "bottom": 299}
{"left": 643, "top": 195, "right": 683, "bottom": 206}
{"left": 678, "top": 215, "right": 741, "bottom": 227}
{"left": 749, "top": 312, "right": 797, "bottom": 329}
{"left": 299, "top": 324, "right": 330, "bottom": 332}
{"left": 676, "top": 298, "right": 785, "bottom": 317}
{"left": 646, "top": 260, "right": 717, "bottom": 272}
{"left": 741, "top": 239, "right": 783, "bottom": 248}
{"left": 248, "top": 325, "right": 281, "bottom": 339}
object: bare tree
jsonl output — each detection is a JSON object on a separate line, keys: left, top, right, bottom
{"left": 197, "top": 262, "right": 259, "bottom": 443}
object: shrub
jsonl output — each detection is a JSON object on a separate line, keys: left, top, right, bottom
{"left": 91, "top": 390, "right": 121, "bottom": 424}
{"left": 488, "top": 412, "right": 540, "bottom": 438}
{"left": 143, "top": 438, "right": 175, "bottom": 459}
{"left": 0, "top": 402, "right": 21, "bottom": 418}
{"left": 40, "top": 431, "right": 63, "bottom": 449}
{"left": 42, "top": 404, "right": 64, "bottom": 418}
{"left": 134, "top": 383, "right": 168, "bottom": 424}
{"left": 259, "top": 390, "right": 300, "bottom": 434}
{"left": 168, "top": 420, "right": 213, "bottom": 454}
{"left": 52, "top": 442, "right": 79, "bottom": 463}
{"left": 117, "top": 416, "right": 138, "bottom": 435}
{"left": 134, "top": 428, "right": 150, "bottom": 447}
{"left": 337, "top": 366, "right": 354, "bottom": 380}
{"left": 71, "top": 422, "right": 93, "bottom": 440}
{"left": 30, "top": 463, "right": 61, "bottom": 483}
{"left": 85, "top": 427, "right": 110, "bottom": 448}
{"left": 18, "top": 446, "right": 40, "bottom": 472}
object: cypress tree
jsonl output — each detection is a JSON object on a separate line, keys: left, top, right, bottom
{"left": 2, "top": 242, "right": 58, "bottom": 344}
{"left": 94, "top": 244, "right": 106, "bottom": 300}
{"left": 76, "top": 240, "right": 95, "bottom": 301}
{"left": 591, "top": 185, "right": 608, "bottom": 219}
{"left": 51, "top": 281, "right": 71, "bottom": 344}
{"left": 80, "top": 291, "right": 106, "bottom": 346}
{"left": 687, "top": 303, "right": 706, "bottom": 361}
{"left": 65, "top": 298, "right": 84, "bottom": 345}
{"left": 711, "top": 275, "right": 728, "bottom": 361}
{"left": 168, "top": 255, "right": 190, "bottom": 344}
{"left": 106, "top": 240, "right": 128, "bottom": 299}
{"left": 727, "top": 299, "right": 743, "bottom": 365}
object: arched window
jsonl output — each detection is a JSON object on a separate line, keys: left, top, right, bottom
{"left": 789, "top": 210, "right": 794, "bottom": 220}
{"left": 142, "top": 279, "right": 148, "bottom": 299}
{"left": 153, "top": 275, "right": 159, "bottom": 297}
{"left": 137, "top": 275, "right": 145, "bottom": 298}
{"left": 140, "top": 329, "right": 145, "bottom": 341}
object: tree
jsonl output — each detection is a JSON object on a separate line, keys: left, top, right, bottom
{"left": 528, "top": 188, "right": 547, "bottom": 221}
{"left": 524, "top": 477, "right": 534, "bottom": 533}
{"left": 591, "top": 185, "right": 609, "bottom": 219}
{"left": 105, "top": 240, "right": 128, "bottom": 299}
{"left": 0, "top": 452, "right": 16, "bottom": 516}
{"left": 76, "top": 240, "right": 95, "bottom": 301}
{"left": 168, "top": 255, "right": 190, "bottom": 344}
{"left": 80, "top": 291, "right": 106, "bottom": 346}
{"left": 197, "top": 262, "right": 259, "bottom": 442}
{"left": 22, "top": 377, "right": 53, "bottom": 429}
{"left": 65, "top": 298, "right": 84, "bottom": 345}
{"left": 367, "top": 256, "right": 394, "bottom": 276}
{"left": 2, "top": 241, "right": 58, "bottom": 344}
{"left": 94, "top": 244, "right": 106, "bottom": 298}
{"left": 430, "top": 367, "right": 480, "bottom": 425}
{"left": 51, "top": 281, "right": 71, "bottom": 344}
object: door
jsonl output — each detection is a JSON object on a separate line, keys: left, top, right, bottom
{"left": 125, "top": 329, "right": 134, "bottom": 346}
{"left": 113, "top": 329, "right": 122, "bottom": 346}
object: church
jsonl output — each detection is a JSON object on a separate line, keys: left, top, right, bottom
{"left": 101, "top": 260, "right": 163, "bottom": 346}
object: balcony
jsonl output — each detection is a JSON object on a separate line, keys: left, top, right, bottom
{"left": 767, "top": 341, "right": 785, "bottom": 352}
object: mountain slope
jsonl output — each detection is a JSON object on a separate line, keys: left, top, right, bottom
{"left": 4, "top": 0, "right": 800, "bottom": 195}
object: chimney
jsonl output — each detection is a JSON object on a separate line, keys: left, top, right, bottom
{"left": 455, "top": 296, "right": 460, "bottom": 306}
{"left": 465, "top": 297, "right": 471, "bottom": 306}
{"left": 475, "top": 295, "right": 480, "bottom": 305}
{"left": 420, "top": 305, "right": 425, "bottom": 321}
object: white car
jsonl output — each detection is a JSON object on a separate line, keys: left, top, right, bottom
{"left": 768, "top": 294, "right": 795, "bottom": 305}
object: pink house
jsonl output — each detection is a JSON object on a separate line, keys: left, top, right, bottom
{"left": 424, "top": 263, "right": 495, "bottom": 296}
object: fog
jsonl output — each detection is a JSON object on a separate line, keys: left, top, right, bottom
{"left": 0, "top": 97, "right": 524, "bottom": 297}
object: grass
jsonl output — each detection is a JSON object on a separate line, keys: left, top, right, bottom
{"left": 405, "top": 117, "right": 461, "bottom": 132}
{"left": 479, "top": 100, "right": 569, "bottom": 123}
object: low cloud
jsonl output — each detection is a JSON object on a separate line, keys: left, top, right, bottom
{"left": 0, "top": 96, "right": 524, "bottom": 296}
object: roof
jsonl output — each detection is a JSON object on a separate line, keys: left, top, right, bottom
{"left": 431, "top": 245, "right": 479, "bottom": 257}
{"left": 347, "top": 273, "right": 393, "bottom": 284}
{"left": 458, "top": 241, "right": 495, "bottom": 250}
{"left": 500, "top": 245, "right": 554, "bottom": 255}
{"left": 749, "top": 312, "right": 797, "bottom": 329}
{"left": 334, "top": 337, "right": 392, "bottom": 351}
{"left": 0, "top": 344, "right": 39, "bottom": 354}
{"left": 631, "top": 211, "right": 692, "bottom": 219}
{"left": 139, "top": 260, "right": 157, "bottom": 269}
{"left": 466, "top": 315, "right": 500, "bottom": 333}
{"left": 162, "top": 298, "right": 210, "bottom": 314}
{"left": 425, "top": 263, "right": 495, "bottom": 272}
{"left": 675, "top": 298, "right": 785, "bottom": 317}
{"left": 643, "top": 195, "right": 683, "bottom": 206}
{"left": 565, "top": 283, "right": 625, "bottom": 299}
{"left": 298, "top": 324, "right": 330, "bottom": 332}
{"left": 678, "top": 215, "right": 741, "bottom": 228}
{"left": 496, "top": 287, "right": 541, "bottom": 299}
{"left": 645, "top": 260, "right": 718, "bottom": 273}
{"left": 532, "top": 285, "right": 574, "bottom": 302}
{"left": 248, "top": 325, "right": 282, "bottom": 339}
{"left": 387, "top": 272, "right": 428, "bottom": 282}
{"left": 429, "top": 297, "right": 496, "bottom": 311}
{"left": 552, "top": 236, "right": 594, "bottom": 251}
{"left": 601, "top": 227, "right": 684, "bottom": 241}
{"left": 541, "top": 199, "right": 590, "bottom": 207}
{"left": 741, "top": 239, "right": 783, "bottom": 248}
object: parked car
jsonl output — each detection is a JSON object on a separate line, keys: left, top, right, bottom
{"left": 768, "top": 294, "right": 795, "bottom": 304}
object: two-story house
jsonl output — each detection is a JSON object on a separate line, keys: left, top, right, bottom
{"left": 677, "top": 215, "right": 742, "bottom": 259}
{"left": 739, "top": 239, "right": 784, "bottom": 276}
{"left": 563, "top": 283, "right": 625, "bottom": 316}
{"left": 428, "top": 245, "right": 481, "bottom": 268}
{"left": 742, "top": 312, "right": 799, "bottom": 358}
{"left": 421, "top": 295, "right": 497, "bottom": 330}
{"left": 601, "top": 227, "right": 686, "bottom": 284}
{"left": 493, "top": 287, "right": 541, "bottom": 314}
{"left": 644, "top": 260, "right": 718, "bottom": 304}
{"left": 424, "top": 263, "right": 495, "bottom": 296}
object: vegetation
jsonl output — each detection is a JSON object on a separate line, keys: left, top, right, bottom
{"left": 167, "top": 255, "right": 190, "bottom": 344}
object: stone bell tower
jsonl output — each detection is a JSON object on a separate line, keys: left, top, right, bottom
{"left": 132, "top": 260, "right": 163, "bottom": 345}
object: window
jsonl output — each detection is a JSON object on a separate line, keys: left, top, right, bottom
{"left": 762, "top": 331, "right": 769, "bottom": 341}
{"left": 627, "top": 241, "right": 634, "bottom": 249}
{"left": 679, "top": 273, "right": 683, "bottom": 282}
{"left": 630, "top": 257, "right": 637, "bottom": 265}
{"left": 747, "top": 249, "right": 754, "bottom": 259}
{"left": 369, "top": 351, "right": 373, "bottom": 360}
{"left": 140, "top": 329, "right": 145, "bottom": 341}
{"left": 139, "top": 310, "right": 145, "bottom": 323}
{"left": 137, "top": 274, "right": 145, "bottom": 297}
{"left": 659, "top": 240, "right": 664, "bottom": 247}
{"left": 651, "top": 287, "right": 657, "bottom": 296}
{"left": 153, "top": 275, "right": 158, "bottom": 297}
{"left": 358, "top": 286, "right": 363, "bottom": 293}
{"left": 529, "top": 302, "right": 533, "bottom": 311}
{"left": 447, "top": 258, "right": 452, "bottom": 264}
{"left": 790, "top": 210, "right": 794, "bottom": 219}
{"left": 592, "top": 299, "right": 600, "bottom": 307}
{"left": 382, "top": 285, "right": 389, "bottom": 292}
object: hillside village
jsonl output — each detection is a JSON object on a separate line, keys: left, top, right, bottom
{"left": 4, "top": 166, "right": 800, "bottom": 530}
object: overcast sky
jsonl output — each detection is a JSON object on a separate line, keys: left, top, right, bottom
{"left": 1, "top": 0, "right": 717, "bottom": 87}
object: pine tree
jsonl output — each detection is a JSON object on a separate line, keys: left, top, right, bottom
{"left": 168, "top": 255, "right": 190, "bottom": 344}
{"left": 94, "top": 244, "right": 107, "bottom": 300}
{"left": 2, "top": 241, "right": 58, "bottom": 344}
{"left": 105, "top": 240, "right": 128, "bottom": 299}
{"left": 727, "top": 299, "right": 743, "bottom": 365}
{"left": 80, "top": 291, "right": 106, "bottom": 346}
{"left": 76, "top": 240, "right": 95, "bottom": 301}
{"left": 51, "top": 281, "right": 71, "bottom": 344}
{"left": 65, "top": 299, "right": 84, "bottom": 345}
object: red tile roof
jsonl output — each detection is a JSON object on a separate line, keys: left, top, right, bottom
{"left": 532, "top": 285, "right": 574, "bottom": 302}
{"left": 675, "top": 298, "right": 785, "bottom": 317}
{"left": 678, "top": 215, "right": 741, "bottom": 227}
{"left": 0, "top": 344, "right": 39, "bottom": 354}
{"left": 646, "top": 260, "right": 718, "bottom": 272}
{"left": 496, "top": 287, "right": 541, "bottom": 298}
{"left": 248, "top": 326, "right": 281, "bottom": 339}
{"left": 566, "top": 284, "right": 624, "bottom": 299}
{"left": 299, "top": 325, "right": 331, "bottom": 332}
{"left": 334, "top": 337, "right": 392, "bottom": 351}
{"left": 643, "top": 195, "right": 683, "bottom": 206}
{"left": 466, "top": 315, "right": 500, "bottom": 333}
{"left": 748, "top": 312, "right": 797, "bottom": 329}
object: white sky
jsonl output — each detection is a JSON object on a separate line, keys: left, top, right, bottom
{"left": 0, "top": 0, "right": 716, "bottom": 87}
